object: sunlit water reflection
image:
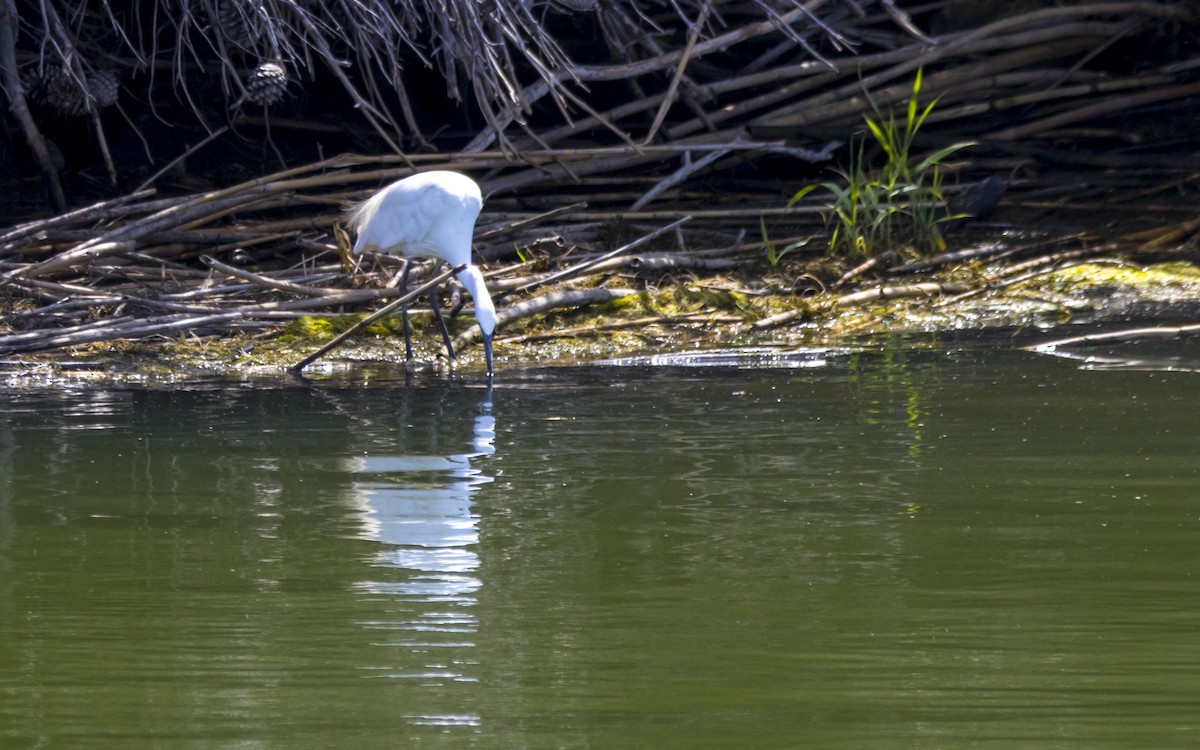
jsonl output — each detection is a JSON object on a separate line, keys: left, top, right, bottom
{"left": 341, "top": 391, "right": 494, "bottom": 727}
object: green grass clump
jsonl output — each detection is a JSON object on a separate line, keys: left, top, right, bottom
{"left": 765, "top": 69, "right": 971, "bottom": 262}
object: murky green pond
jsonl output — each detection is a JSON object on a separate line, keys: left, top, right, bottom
{"left": 1, "top": 348, "right": 1197, "bottom": 748}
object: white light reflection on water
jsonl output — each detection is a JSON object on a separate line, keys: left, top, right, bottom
{"left": 600, "top": 346, "right": 841, "bottom": 368}
{"left": 340, "top": 387, "right": 495, "bottom": 729}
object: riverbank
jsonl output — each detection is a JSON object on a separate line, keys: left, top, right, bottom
{"left": 3, "top": 252, "right": 1197, "bottom": 384}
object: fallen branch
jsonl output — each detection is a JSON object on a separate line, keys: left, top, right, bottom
{"left": 496, "top": 217, "right": 692, "bottom": 298}
{"left": 1130, "top": 214, "right": 1200, "bottom": 251}
{"left": 453, "top": 287, "right": 639, "bottom": 350}
{"left": 751, "top": 308, "right": 806, "bottom": 330}
{"left": 202, "top": 255, "right": 345, "bottom": 297}
{"left": 835, "top": 282, "right": 972, "bottom": 306}
{"left": 937, "top": 244, "right": 1121, "bottom": 307}
{"left": 832, "top": 251, "right": 899, "bottom": 288}
{"left": 587, "top": 254, "right": 738, "bottom": 275}
{"left": 1025, "top": 323, "right": 1200, "bottom": 351}
{"left": 501, "top": 312, "right": 741, "bottom": 343}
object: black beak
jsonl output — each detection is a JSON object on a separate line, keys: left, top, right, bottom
{"left": 482, "top": 333, "right": 494, "bottom": 379}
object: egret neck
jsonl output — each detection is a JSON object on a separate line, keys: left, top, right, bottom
{"left": 456, "top": 265, "right": 495, "bottom": 377}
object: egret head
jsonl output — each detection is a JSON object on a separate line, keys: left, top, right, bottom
{"left": 456, "top": 266, "right": 495, "bottom": 377}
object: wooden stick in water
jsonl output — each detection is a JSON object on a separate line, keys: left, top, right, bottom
{"left": 291, "top": 263, "right": 464, "bottom": 372}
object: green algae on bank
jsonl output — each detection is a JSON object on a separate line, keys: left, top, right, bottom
{"left": 1, "top": 261, "right": 1198, "bottom": 382}
{"left": 1028, "top": 260, "right": 1200, "bottom": 296}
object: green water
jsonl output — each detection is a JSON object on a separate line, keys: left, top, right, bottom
{"left": 0, "top": 349, "right": 1197, "bottom": 748}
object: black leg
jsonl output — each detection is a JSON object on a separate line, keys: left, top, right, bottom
{"left": 429, "top": 267, "right": 456, "bottom": 365}
{"left": 398, "top": 260, "right": 414, "bottom": 364}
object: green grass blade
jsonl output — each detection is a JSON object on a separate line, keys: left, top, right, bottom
{"left": 914, "top": 142, "right": 975, "bottom": 172}
{"left": 760, "top": 215, "right": 779, "bottom": 265}
{"left": 787, "top": 184, "right": 822, "bottom": 207}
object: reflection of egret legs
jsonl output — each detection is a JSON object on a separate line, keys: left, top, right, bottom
{"left": 340, "top": 386, "right": 496, "bottom": 722}
{"left": 473, "top": 385, "right": 494, "bottom": 456}
{"left": 347, "top": 386, "right": 496, "bottom": 563}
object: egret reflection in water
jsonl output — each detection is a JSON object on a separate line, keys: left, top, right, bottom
{"left": 340, "top": 386, "right": 494, "bottom": 713}
{"left": 345, "top": 386, "right": 494, "bottom": 576}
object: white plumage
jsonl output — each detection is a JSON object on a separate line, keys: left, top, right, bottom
{"left": 345, "top": 171, "right": 495, "bottom": 376}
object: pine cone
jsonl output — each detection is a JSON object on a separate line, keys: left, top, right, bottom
{"left": 245, "top": 62, "right": 288, "bottom": 106}
{"left": 89, "top": 69, "right": 120, "bottom": 109}
{"left": 42, "top": 68, "right": 88, "bottom": 116}
{"left": 39, "top": 68, "right": 120, "bottom": 115}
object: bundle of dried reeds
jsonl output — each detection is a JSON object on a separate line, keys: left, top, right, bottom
{"left": 4, "top": 0, "right": 1196, "bottom": 211}
{"left": 0, "top": 143, "right": 1194, "bottom": 357}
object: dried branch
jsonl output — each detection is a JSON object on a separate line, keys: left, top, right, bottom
{"left": 453, "top": 287, "right": 639, "bottom": 351}
{"left": 1027, "top": 323, "right": 1200, "bottom": 352}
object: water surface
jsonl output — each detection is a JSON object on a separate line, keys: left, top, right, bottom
{"left": 0, "top": 349, "right": 1197, "bottom": 748}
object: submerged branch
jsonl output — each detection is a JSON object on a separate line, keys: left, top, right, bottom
{"left": 1027, "top": 323, "right": 1200, "bottom": 351}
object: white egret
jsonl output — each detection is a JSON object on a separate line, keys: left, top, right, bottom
{"left": 345, "top": 171, "right": 495, "bottom": 377}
